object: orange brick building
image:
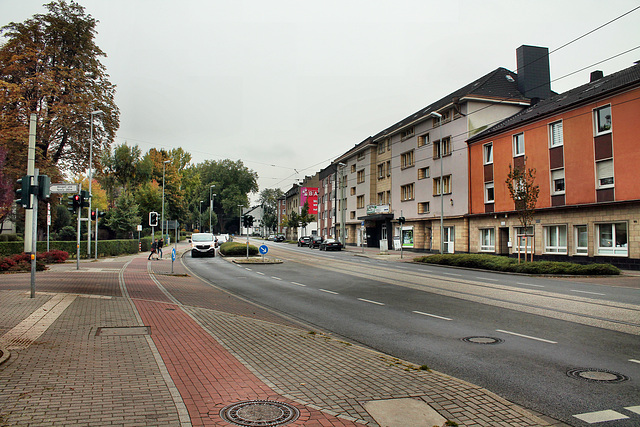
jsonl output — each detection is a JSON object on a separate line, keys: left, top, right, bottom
{"left": 467, "top": 63, "right": 640, "bottom": 269}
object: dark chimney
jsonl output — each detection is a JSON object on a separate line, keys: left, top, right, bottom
{"left": 590, "top": 70, "right": 604, "bottom": 82}
{"left": 516, "top": 45, "right": 551, "bottom": 101}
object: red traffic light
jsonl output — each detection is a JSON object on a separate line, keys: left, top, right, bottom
{"left": 91, "top": 211, "right": 96, "bottom": 220}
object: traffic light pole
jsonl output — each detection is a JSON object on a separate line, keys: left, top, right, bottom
{"left": 76, "top": 184, "right": 82, "bottom": 270}
{"left": 94, "top": 208, "right": 99, "bottom": 260}
{"left": 30, "top": 169, "right": 39, "bottom": 298}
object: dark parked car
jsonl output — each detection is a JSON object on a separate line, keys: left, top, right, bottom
{"left": 309, "top": 236, "right": 323, "bottom": 248}
{"left": 274, "top": 234, "right": 285, "bottom": 242}
{"left": 319, "top": 238, "right": 343, "bottom": 251}
{"left": 297, "top": 236, "right": 311, "bottom": 247}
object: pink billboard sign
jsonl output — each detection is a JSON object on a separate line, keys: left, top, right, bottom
{"left": 300, "top": 187, "right": 319, "bottom": 215}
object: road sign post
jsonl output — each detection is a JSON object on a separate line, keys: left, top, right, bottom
{"left": 259, "top": 244, "right": 268, "bottom": 262}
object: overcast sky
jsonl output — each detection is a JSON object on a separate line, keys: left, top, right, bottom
{"left": 2, "top": 0, "right": 639, "bottom": 200}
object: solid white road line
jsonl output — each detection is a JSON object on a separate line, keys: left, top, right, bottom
{"left": 290, "top": 282, "right": 306, "bottom": 287}
{"left": 358, "top": 298, "right": 385, "bottom": 306}
{"left": 571, "top": 289, "right": 606, "bottom": 296}
{"left": 412, "top": 311, "right": 453, "bottom": 321}
{"left": 319, "top": 289, "right": 339, "bottom": 295}
{"left": 496, "top": 329, "right": 557, "bottom": 344}
{"left": 573, "top": 410, "right": 628, "bottom": 424}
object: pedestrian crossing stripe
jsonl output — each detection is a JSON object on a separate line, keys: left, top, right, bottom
{"left": 573, "top": 410, "right": 629, "bottom": 423}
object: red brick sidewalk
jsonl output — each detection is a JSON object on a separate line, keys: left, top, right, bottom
{"left": 127, "top": 257, "right": 363, "bottom": 426}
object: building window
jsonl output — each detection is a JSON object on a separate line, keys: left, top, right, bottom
{"left": 377, "top": 192, "right": 385, "bottom": 205}
{"left": 514, "top": 226, "right": 533, "bottom": 253}
{"left": 433, "top": 137, "right": 451, "bottom": 159}
{"left": 480, "top": 228, "right": 495, "bottom": 252}
{"left": 544, "top": 225, "right": 567, "bottom": 254}
{"left": 401, "top": 150, "right": 415, "bottom": 169}
{"left": 418, "top": 134, "right": 429, "bottom": 148}
{"left": 386, "top": 138, "right": 391, "bottom": 151}
{"left": 418, "top": 167, "right": 430, "bottom": 180}
{"left": 551, "top": 169, "right": 565, "bottom": 195}
{"left": 357, "top": 195, "right": 365, "bottom": 209}
{"left": 596, "top": 159, "right": 614, "bottom": 189}
{"left": 597, "top": 222, "right": 627, "bottom": 256}
{"left": 418, "top": 202, "right": 430, "bottom": 214}
{"left": 350, "top": 211, "right": 356, "bottom": 219}
{"left": 401, "top": 183, "right": 414, "bottom": 201}
{"left": 350, "top": 187, "right": 356, "bottom": 196}
{"left": 357, "top": 151, "right": 365, "bottom": 160}
{"left": 575, "top": 225, "right": 588, "bottom": 255}
{"left": 484, "top": 182, "right": 494, "bottom": 203}
{"left": 357, "top": 169, "right": 365, "bottom": 184}
{"left": 594, "top": 105, "right": 612, "bottom": 135}
{"left": 401, "top": 127, "right": 415, "bottom": 140}
{"left": 513, "top": 133, "right": 525, "bottom": 157}
{"left": 378, "top": 143, "right": 385, "bottom": 154}
{"left": 386, "top": 160, "right": 391, "bottom": 177}
{"left": 433, "top": 175, "right": 452, "bottom": 196}
{"left": 483, "top": 143, "right": 493, "bottom": 164}
{"left": 351, "top": 164, "right": 356, "bottom": 173}
{"left": 378, "top": 163, "right": 385, "bottom": 179}
{"left": 549, "top": 121, "right": 563, "bottom": 147}
{"left": 433, "top": 140, "right": 441, "bottom": 159}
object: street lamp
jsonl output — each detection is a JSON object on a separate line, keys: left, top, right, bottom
{"left": 199, "top": 200, "right": 204, "bottom": 231}
{"left": 161, "top": 159, "right": 170, "bottom": 242}
{"left": 430, "top": 111, "right": 444, "bottom": 254}
{"left": 88, "top": 109, "right": 102, "bottom": 258}
{"left": 209, "top": 184, "right": 216, "bottom": 233}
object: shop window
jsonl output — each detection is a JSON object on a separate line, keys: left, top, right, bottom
{"left": 596, "top": 223, "right": 627, "bottom": 256}
{"left": 480, "top": 228, "right": 495, "bottom": 252}
{"left": 575, "top": 225, "right": 588, "bottom": 255}
{"left": 544, "top": 225, "right": 567, "bottom": 254}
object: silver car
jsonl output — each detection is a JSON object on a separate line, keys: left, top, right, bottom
{"left": 189, "top": 233, "right": 216, "bottom": 257}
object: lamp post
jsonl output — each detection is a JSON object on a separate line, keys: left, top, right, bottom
{"left": 209, "top": 184, "right": 216, "bottom": 233}
{"left": 88, "top": 110, "right": 102, "bottom": 257}
{"left": 199, "top": 200, "right": 204, "bottom": 231}
{"left": 430, "top": 111, "right": 444, "bottom": 254}
{"left": 161, "top": 159, "right": 170, "bottom": 242}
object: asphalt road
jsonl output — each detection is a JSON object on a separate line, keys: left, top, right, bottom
{"left": 183, "top": 242, "right": 640, "bottom": 426}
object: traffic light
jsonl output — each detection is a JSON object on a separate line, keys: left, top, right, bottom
{"left": 15, "top": 175, "right": 31, "bottom": 208}
{"left": 398, "top": 216, "right": 406, "bottom": 225}
{"left": 245, "top": 215, "right": 254, "bottom": 227}
{"left": 37, "top": 175, "right": 50, "bottom": 200}
{"left": 98, "top": 211, "right": 106, "bottom": 218}
{"left": 91, "top": 211, "right": 96, "bottom": 221}
{"left": 80, "top": 190, "right": 90, "bottom": 208}
{"left": 149, "top": 211, "right": 158, "bottom": 227}
{"left": 68, "top": 194, "right": 81, "bottom": 213}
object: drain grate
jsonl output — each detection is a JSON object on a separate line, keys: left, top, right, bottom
{"left": 462, "top": 336, "right": 504, "bottom": 345}
{"left": 567, "top": 368, "right": 629, "bottom": 383}
{"left": 219, "top": 400, "right": 300, "bottom": 426}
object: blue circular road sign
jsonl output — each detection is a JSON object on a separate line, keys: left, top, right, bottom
{"left": 259, "top": 245, "right": 269, "bottom": 255}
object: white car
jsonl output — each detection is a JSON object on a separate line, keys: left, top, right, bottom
{"left": 189, "top": 233, "right": 216, "bottom": 257}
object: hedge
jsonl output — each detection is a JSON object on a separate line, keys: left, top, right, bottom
{"left": 219, "top": 241, "right": 259, "bottom": 256}
{"left": 414, "top": 253, "right": 620, "bottom": 275}
{"left": 0, "top": 236, "right": 154, "bottom": 259}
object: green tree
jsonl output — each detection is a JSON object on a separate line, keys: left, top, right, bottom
{"left": 259, "top": 188, "right": 283, "bottom": 234}
{"left": 105, "top": 191, "right": 140, "bottom": 238}
{"left": 298, "top": 201, "right": 316, "bottom": 237}
{"left": 0, "top": 0, "right": 119, "bottom": 179}
{"left": 0, "top": 147, "right": 13, "bottom": 232}
{"left": 134, "top": 180, "right": 162, "bottom": 224}
{"left": 506, "top": 158, "right": 539, "bottom": 262}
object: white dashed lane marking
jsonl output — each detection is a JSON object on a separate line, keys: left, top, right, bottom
{"left": 358, "top": 298, "right": 385, "bottom": 306}
{"left": 319, "top": 289, "right": 339, "bottom": 295}
{"left": 413, "top": 311, "right": 453, "bottom": 321}
{"left": 290, "top": 282, "right": 306, "bottom": 287}
{"left": 271, "top": 276, "right": 282, "bottom": 281}
{"left": 496, "top": 329, "right": 557, "bottom": 344}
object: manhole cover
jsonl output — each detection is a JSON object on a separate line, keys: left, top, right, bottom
{"left": 462, "top": 336, "right": 504, "bottom": 345}
{"left": 219, "top": 401, "right": 299, "bottom": 426}
{"left": 95, "top": 326, "right": 150, "bottom": 336}
{"left": 567, "top": 368, "right": 629, "bottom": 383}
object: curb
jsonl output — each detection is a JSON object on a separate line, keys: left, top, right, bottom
{"left": 0, "top": 347, "right": 10, "bottom": 366}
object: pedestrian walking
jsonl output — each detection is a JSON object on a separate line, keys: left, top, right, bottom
{"left": 148, "top": 239, "right": 158, "bottom": 260}
{"left": 158, "top": 238, "right": 164, "bottom": 259}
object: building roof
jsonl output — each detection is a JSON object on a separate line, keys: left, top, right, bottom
{"left": 371, "top": 67, "right": 530, "bottom": 142}
{"left": 468, "top": 62, "right": 640, "bottom": 143}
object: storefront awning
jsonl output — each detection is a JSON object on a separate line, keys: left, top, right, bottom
{"left": 357, "top": 213, "right": 395, "bottom": 221}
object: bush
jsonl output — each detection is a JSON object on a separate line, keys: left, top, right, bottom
{"left": 0, "top": 253, "right": 46, "bottom": 272}
{"left": 38, "top": 250, "right": 69, "bottom": 264}
{"left": 415, "top": 253, "right": 620, "bottom": 275}
{"left": 219, "top": 241, "right": 259, "bottom": 256}
{"left": 0, "top": 234, "right": 21, "bottom": 242}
